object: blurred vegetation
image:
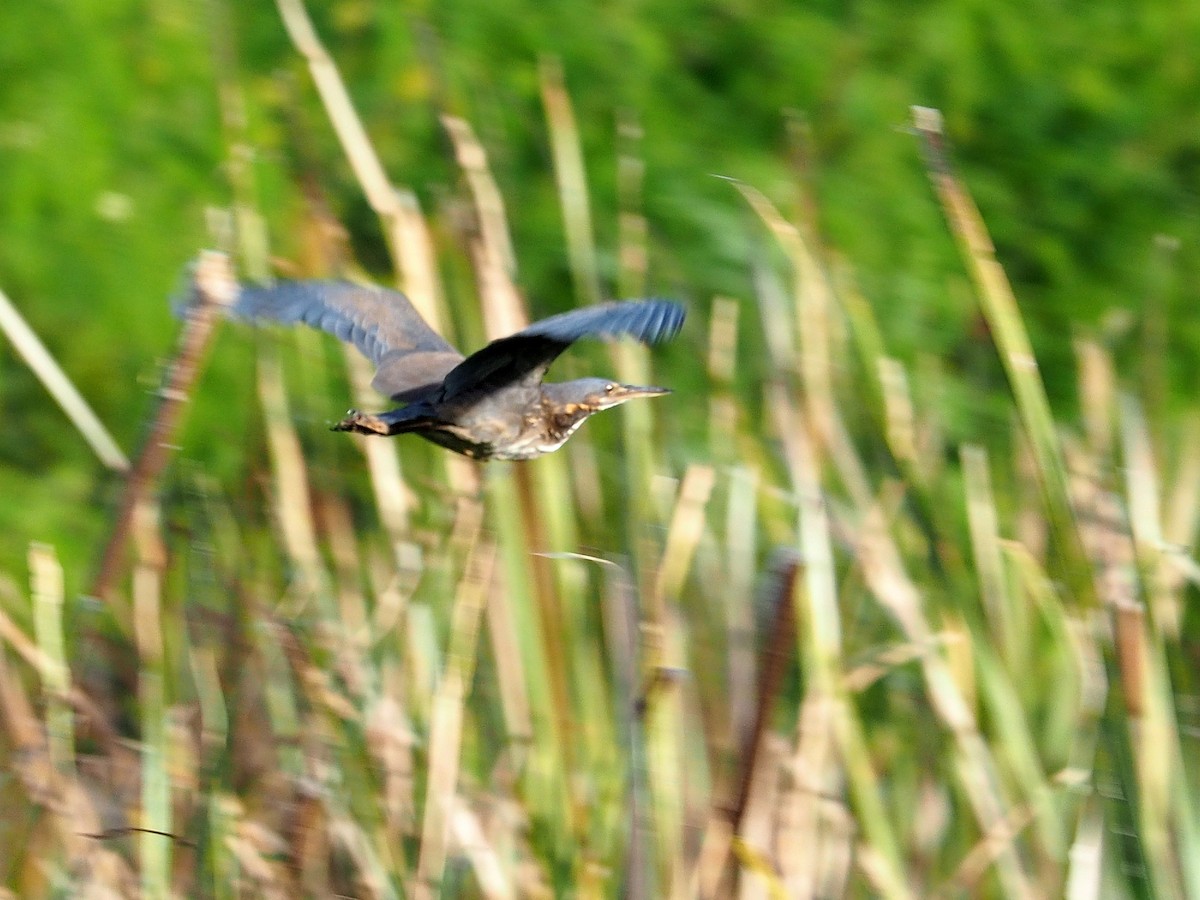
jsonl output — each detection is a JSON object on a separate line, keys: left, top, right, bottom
{"left": 3, "top": 0, "right": 1199, "bottom": 577}
{"left": 1, "top": 0, "right": 1199, "bottom": 896}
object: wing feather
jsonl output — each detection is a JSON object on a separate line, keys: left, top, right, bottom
{"left": 233, "top": 281, "right": 458, "bottom": 362}
{"left": 232, "top": 280, "right": 465, "bottom": 398}
{"left": 440, "top": 299, "right": 684, "bottom": 401}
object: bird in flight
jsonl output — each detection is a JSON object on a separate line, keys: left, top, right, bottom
{"left": 229, "top": 280, "right": 684, "bottom": 460}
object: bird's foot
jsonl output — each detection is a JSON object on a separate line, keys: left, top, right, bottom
{"left": 332, "top": 409, "right": 390, "bottom": 436}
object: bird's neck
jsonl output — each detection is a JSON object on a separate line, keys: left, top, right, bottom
{"left": 539, "top": 391, "right": 594, "bottom": 447}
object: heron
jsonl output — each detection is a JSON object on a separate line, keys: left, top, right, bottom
{"left": 226, "top": 280, "right": 684, "bottom": 460}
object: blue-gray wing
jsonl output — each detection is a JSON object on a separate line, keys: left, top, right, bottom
{"left": 233, "top": 281, "right": 464, "bottom": 400}
{"left": 440, "top": 299, "right": 684, "bottom": 402}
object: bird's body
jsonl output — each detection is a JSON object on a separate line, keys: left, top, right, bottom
{"left": 364, "top": 378, "right": 643, "bottom": 461}
{"left": 227, "top": 280, "right": 683, "bottom": 460}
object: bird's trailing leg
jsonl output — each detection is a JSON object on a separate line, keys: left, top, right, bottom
{"left": 332, "top": 406, "right": 433, "bottom": 437}
{"left": 332, "top": 409, "right": 390, "bottom": 435}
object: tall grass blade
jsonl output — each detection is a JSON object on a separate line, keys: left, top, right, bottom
{"left": 911, "top": 107, "right": 1094, "bottom": 610}
{"left": 132, "top": 499, "right": 171, "bottom": 899}
{"left": 540, "top": 57, "right": 602, "bottom": 308}
{"left": 29, "top": 545, "right": 72, "bottom": 777}
{"left": 0, "top": 286, "right": 128, "bottom": 472}
{"left": 414, "top": 503, "right": 492, "bottom": 894}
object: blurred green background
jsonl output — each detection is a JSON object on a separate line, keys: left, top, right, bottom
{"left": 3, "top": 4, "right": 1200, "bottom": 896}
{"left": 3, "top": 0, "right": 1197, "bottom": 581}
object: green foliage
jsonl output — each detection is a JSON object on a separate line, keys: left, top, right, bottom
{"left": 2, "top": 0, "right": 1200, "bottom": 895}
{"left": 3, "top": 0, "right": 1198, "bottom": 569}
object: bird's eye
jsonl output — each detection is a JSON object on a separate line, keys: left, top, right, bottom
{"left": 605, "top": 383, "right": 616, "bottom": 393}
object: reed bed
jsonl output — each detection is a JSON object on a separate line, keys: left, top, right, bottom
{"left": 0, "top": 9, "right": 1197, "bottom": 899}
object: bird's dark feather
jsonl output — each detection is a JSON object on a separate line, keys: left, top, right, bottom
{"left": 439, "top": 299, "right": 684, "bottom": 401}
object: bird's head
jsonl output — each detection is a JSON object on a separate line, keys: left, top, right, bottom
{"left": 545, "top": 378, "right": 672, "bottom": 415}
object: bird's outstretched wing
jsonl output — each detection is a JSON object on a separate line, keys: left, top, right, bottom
{"left": 233, "top": 281, "right": 465, "bottom": 400}
{"left": 440, "top": 299, "right": 685, "bottom": 402}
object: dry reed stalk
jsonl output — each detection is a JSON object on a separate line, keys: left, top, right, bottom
{"left": 656, "top": 607, "right": 701, "bottom": 900}
{"left": 752, "top": 259, "right": 799, "bottom": 378}
{"left": 730, "top": 182, "right": 838, "bottom": 447}
{"left": 225, "top": 813, "right": 294, "bottom": 900}
{"left": 968, "top": 595, "right": 1073, "bottom": 864}
{"left": 0, "top": 286, "right": 128, "bottom": 471}
{"left": 762, "top": 282, "right": 910, "bottom": 894}
{"left": 564, "top": 437, "right": 605, "bottom": 524}
{"left": 187, "top": 643, "right": 228, "bottom": 768}
{"left": 441, "top": 114, "right": 527, "bottom": 338}
{"left": 29, "top": 545, "right": 72, "bottom": 775}
{"left": 343, "top": 346, "right": 415, "bottom": 540}
{"left": 1111, "top": 598, "right": 1194, "bottom": 895}
{"left": 1013, "top": 428, "right": 1049, "bottom": 560}
{"left": 651, "top": 465, "right": 716, "bottom": 612}
{"left": 841, "top": 641, "right": 937, "bottom": 693}
{"left": 777, "top": 695, "right": 853, "bottom": 898}
{"left": 273, "top": 0, "right": 473, "bottom": 512}
{"left": 961, "top": 445, "right": 1018, "bottom": 663}
{"left": 764, "top": 382, "right": 841, "bottom": 663}
{"left": 878, "top": 358, "right": 919, "bottom": 471}
{"left": 391, "top": 188, "right": 450, "bottom": 333}
{"left": 1064, "top": 800, "right": 1104, "bottom": 900}
{"left": 287, "top": 787, "right": 330, "bottom": 897}
{"left": 1074, "top": 338, "right": 1116, "bottom": 462}
{"left": 369, "top": 659, "right": 417, "bottom": 847}
{"left": 1002, "top": 542, "right": 1109, "bottom": 824}
{"left": 612, "top": 118, "right": 661, "bottom": 529}
{"left": 91, "top": 250, "right": 237, "bottom": 614}
{"left": 588, "top": 556, "right": 649, "bottom": 896}
{"left": 539, "top": 57, "right": 601, "bottom": 308}
{"left": 525, "top": 462, "right": 587, "bottom": 631}
{"left": 414, "top": 503, "right": 494, "bottom": 896}
{"left": 639, "top": 465, "right": 713, "bottom": 883}
{"left": 739, "top": 181, "right": 872, "bottom": 509}
{"left": 443, "top": 103, "right": 592, "bottom": 853}
{"left": 511, "top": 461, "right": 580, "bottom": 794}
{"left": 132, "top": 498, "right": 172, "bottom": 898}
{"left": 272, "top": 0, "right": 412, "bottom": 263}
{"left": 856, "top": 498, "right": 1034, "bottom": 898}
{"left": 0, "top": 605, "right": 60, "bottom": 681}
{"left": 708, "top": 297, "right": 741, "bottom": 462}
{"left": 617, "top": 113, "right": 649, "bottom": 301}
{"left": 724, "top": 466, "right": 759, "bottom": 753}
{"left": 450, "top": 795, "right": 516, "bottom": 900}
{"left": 315, "top": 490, "right": 373, "bottom": 700}
{"left": 317, "top": 489, "right": 367, "bottom": 625}
{"left": 1163, "top": 414, "right": 1200, "bottom": 550}
{"left": 483, "top": 566, "right": 535, "bottom": 747}
{"left": 1119, "top": 395, "right": 1179, "bottom": 636}
{"left": 256, "top": 342, "right": 331, "bottom": 607}
{"left": 691, "top": 816, "right": 734, "bottom": 899}
{"left": 727, "top": 733, "right": 787, "bottom": 900}
{"left": 949, "top": 800, "right": 1042, "bottom": 893}
{"left": 330, "top": 815, "right": 400, "bottom": 900}
{"left": 0, "top": 617, "right": 132, "bottom": 893}
{"left": 368, "top": 545, "right": 417, "bottom": 640}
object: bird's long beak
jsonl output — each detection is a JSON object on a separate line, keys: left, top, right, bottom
{"left": 605, "top": 383, "right": 672, "bottom": 407}
{"left": 621, "top": 384, "right": 671, "bottom": 398}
